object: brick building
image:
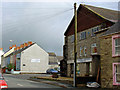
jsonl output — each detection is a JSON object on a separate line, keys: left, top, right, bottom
{"left": 99, "top": 21, "right": 120, "bottom": 88}
{"left": 63, "top": 4, "right": 118, "bottom": 81}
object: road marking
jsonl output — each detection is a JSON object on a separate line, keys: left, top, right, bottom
{"left": 28, "top": 80, "right": 39, "bottom": 83}
{"left": 6, "top": 80, "right": 8, "bottom": 81}
{"left": 17, "top": 84, "right": 23, "bottom": 86}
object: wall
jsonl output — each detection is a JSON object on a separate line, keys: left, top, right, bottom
{"left": 66, "top": 24, "right": 103, "bottom": 77}
{"left": 20, "top": 44, "right": 49, "bottom": 73}
{"left": 100, "top": 33, "right": 120, "bottom": 88}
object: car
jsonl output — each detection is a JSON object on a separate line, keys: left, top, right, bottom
{"left": 46, "top": 69, "right": 58, "bottom": 74}
{"left": 0, "top": 72, "right": 8, "bottom": 89}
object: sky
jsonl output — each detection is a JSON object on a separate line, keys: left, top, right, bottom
{"left": 0, "top": 0, "right": 119, "bottom": 56}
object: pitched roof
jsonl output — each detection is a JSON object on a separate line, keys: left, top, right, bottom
{"left": 14, "top": 43, "right": 35, "bottom": 54}
{"left": 83, "top": 4, "right": 118, "bottom": 22}
{"left": 56, "top": 56, "right": 63, "bottom": 62}
{"left": 64, "top": 4, "right": 118, "bottom": 36}
{"left": 103, "top": 21, "right": 120, "bottom": 35}
{"left": 48, "top": 52, "right": 56, "bottom": 56}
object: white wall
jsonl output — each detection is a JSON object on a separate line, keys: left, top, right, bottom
{"left": 0, "top": 50, "right": 4, "bottom": 65}
{"left": 20, "top": 44, "right": 49, "bottom": 73}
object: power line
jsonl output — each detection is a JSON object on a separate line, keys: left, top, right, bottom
{"left": 3, "top": 8, "right": 73, "bottom": 34}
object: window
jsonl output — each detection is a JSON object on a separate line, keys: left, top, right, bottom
{"left": 70, "top": 35, "right": 74, "bottom": 43}
{"left": 91, "top": 27, "right": 99, "bottom": 36}
{"left": 113, "top": 63, "right": 120, "bottom": 85}
{"left": 112, "top": 35, "right": 120, "bottom": 57}
{"left": 80, "top": 32, "right": 86, "bottom": 40}
{"left": 70, "top": 49, "right": 74, "bottom": 58}
{"left": 80, "top": 47, "right": 82, "bottom": 56}
{"left": 91, "top": 43, "right": 97, "bottom": 55}
{"left": 84, "top": 46, "right": 87, "bottom": 56}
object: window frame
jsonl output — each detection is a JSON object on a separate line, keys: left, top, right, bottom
{"left": 91, "top": 43, "right": 97, "bottom": 55}
{"left": 84, "top": 46, "right": 87, "bottom": 56}
{"left": 80, "top": 32, "right": 86, "bottom": 40}
{"left": 80, "top": 47, "right": 82, "bottom": 56}
{"left": 113, "top": 63, "right": 120, "bottom": 85}
{"left": 112, "top": 35, "right": 120, "bottom": 57}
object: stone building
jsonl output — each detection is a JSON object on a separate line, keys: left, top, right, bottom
{"left": 48, "top": 52, "right": 59, "bottom": 69}
{"left": 99, "top": 22, "right": 120, "bottom": 88}
{"left": 2, "top": 42, "right": 49, "bottom": 73}
{"left": 63, "top": 4, "right": 118, "bottom": 80}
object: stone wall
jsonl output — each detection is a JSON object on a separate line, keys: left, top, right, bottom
{"left": 66, "top": 24, "right": 104, "bottom": 77}
{"left": 100, "top": 33, "right": 120, "bottom": 89}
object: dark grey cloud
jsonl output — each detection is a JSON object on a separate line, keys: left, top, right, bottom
{"left": 2, "top": 2, "right": 118, "bottom": 55}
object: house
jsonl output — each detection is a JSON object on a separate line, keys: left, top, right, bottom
{"left": 99, "top": 21, "right": 120, "bottom": 88}
{"left": 48, "top": 52, "right": 59, "bottom": 69}
{"left": 2, "top": 42, "right": 49, "bottom": 73}
{"left": 0, "top": 48, "right": 4, "bottom": 67}
{"left": 63, "top": 4, "right": 118, "bottom": 80}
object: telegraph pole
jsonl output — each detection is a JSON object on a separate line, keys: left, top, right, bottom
{"left": 73, "top": 3, "right": 77, "bottom": 87}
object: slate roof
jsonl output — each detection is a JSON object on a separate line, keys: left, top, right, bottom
{"left": 64, "top": 4, "right": 118, "bottom": 36}
{"left": 103, "top": 21, "right": 120, "bottom": 35}
{"left": 83, "top": 4, "right": 118, "bottom": 22}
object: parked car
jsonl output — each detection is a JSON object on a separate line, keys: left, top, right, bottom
{"left": 46, "top": 69, "right": 58, "bottom": 74}
{"left": 0, "top": 71, "right": 8, "bottom": 89}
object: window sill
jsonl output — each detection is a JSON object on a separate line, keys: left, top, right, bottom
{"left": 113, "top": 83, "right": 120, "bottom": 85}
{"left": 112, "top": 54, "right": 120, "bottom": 57}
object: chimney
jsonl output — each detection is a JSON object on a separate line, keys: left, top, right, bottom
{"left": 14, "top": 47, "right": 17, "bottom": 51}
{"left": 9, "top": 47, "right": 12, "bottom": 49}
{"left": 24, "top": 43, "right": 28, "bottom": 47}
{"left": 0, "top": 48, "right": 3, "bottom": 51}
{"left": 20, "top": 44, "right": 24, "bottom": 49}
{"left": 17, "top": 47, "right": 20, "bottom": 50}
{"left": 28, "top": 41, "right": 32, "bottom": 45}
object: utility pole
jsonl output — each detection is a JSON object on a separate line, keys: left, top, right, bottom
{"left": 73, "top": 3, "right": 77, "bottom": 87}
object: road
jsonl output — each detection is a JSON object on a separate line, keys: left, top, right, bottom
{"left": 3, "top": 74, "right": 62, "bottom": 88}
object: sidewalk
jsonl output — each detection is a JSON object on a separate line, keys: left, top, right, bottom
{"left": 29, "top": 76, "right": 73, "bottom": 88}
{"left": 29, "top": 76, "right": 87, "bottom": 88}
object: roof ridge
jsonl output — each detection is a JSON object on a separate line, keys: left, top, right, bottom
{"left": 82, "top": 4, "right": 110, "bottom": 21}
{"left": 82, "top": 4, "right": 118, "bottom": 12}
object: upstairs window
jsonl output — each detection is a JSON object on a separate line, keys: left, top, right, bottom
{"left": 112, "top": 35, "right": 120, "bottom": 57}
{"left": 70, "top": 35, "right": 74, "bottom": 43}
{"left": 80, "top": 32, "right": 86, "bottom": 40}
{"left": 91, "top": 27, "right": 99, "bottom": 37}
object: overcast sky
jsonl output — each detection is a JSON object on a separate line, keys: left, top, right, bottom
{"left": 0, "top": 0, "right": 119, "bottom": 56}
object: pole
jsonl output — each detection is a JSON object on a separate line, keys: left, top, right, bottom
{"left": 73, "top": 3, "right": 77, "bottom": 87}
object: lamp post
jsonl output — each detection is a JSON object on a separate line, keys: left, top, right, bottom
{"left": 73, "top": 3, "right": 77, "bottom": 87}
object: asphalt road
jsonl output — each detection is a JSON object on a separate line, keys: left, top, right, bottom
{"left": 3, "top": 74, "right": 62, "bottom": 88}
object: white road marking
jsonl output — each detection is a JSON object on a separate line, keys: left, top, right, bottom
{"left": 27, "top": 80, "right": 39, "bottom": 83}
{"left": 17, "top": 84, "right": 23, "bottom": 86}
{"left": 5, "top": 80, "right": 8, "bottom": 81}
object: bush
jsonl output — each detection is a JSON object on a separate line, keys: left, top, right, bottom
{"left": 7, "top": 64, "right": 15, "bottom": 71}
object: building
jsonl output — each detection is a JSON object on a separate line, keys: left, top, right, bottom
{"left": 2, "top": 42, "right": 49, "bottom": 73}
{"left": 99, "top": 21, "right": 120, "bottom": 88}
{"left": 64, "top": 4, "right": 118, "bottom": 80}
{"left": 0, "top": 48, "right": 4, "bottom": 67}
{"left": 48, "top": 52, "right": 59, "bottom": 69}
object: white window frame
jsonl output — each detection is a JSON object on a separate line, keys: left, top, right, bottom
{"left": 91, "top": 43, "right": 97, "bottom": 55}
{"left": 84, "top": 46, "right": 87, "bottom": 56}
{"left": 80, "top": 47, "right": 82, "bottom": 56}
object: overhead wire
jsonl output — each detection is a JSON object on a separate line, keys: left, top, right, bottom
{"left": 3, "top": 8, "right": 73, "bottom": 34}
